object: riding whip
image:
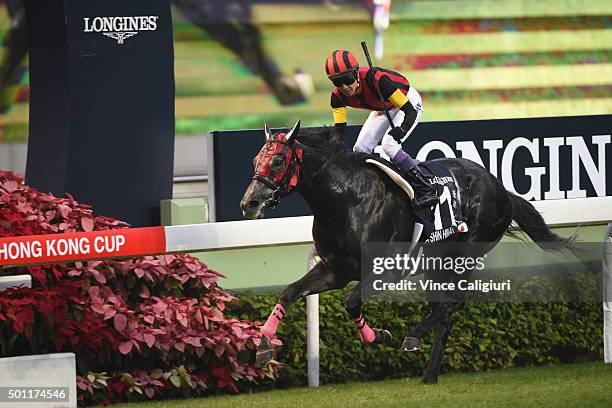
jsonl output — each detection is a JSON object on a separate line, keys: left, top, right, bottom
{"left": 360, "top": 41, "right": 394, "bottom": 128}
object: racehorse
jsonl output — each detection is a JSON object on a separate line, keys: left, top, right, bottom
{"left": 240, "top": 121, "right": 574, "bottom": 383}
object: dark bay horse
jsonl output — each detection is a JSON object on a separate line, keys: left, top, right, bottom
{"left": 240, "top": 121, "right": 574, "bottom": 383}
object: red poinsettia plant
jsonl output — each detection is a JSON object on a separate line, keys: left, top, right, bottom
{"left": 0, "top": 171, "right": 280, "bottom": 405}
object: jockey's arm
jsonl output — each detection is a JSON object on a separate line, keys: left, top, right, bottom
{"left": 378, "top": 75, "right": 418, "bottom": 135}
{"left": 331, "top": 91, "right": 347, "bottom": 133}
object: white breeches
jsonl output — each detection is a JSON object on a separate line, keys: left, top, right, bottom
{"left": 353, "top": 87, "right": 423, "bottom": 158}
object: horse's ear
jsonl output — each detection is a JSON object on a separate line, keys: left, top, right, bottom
{"left": 264, "top": 122, "right": 272, "bottom": 140}
{"left": 286, "top": 120, "right": 301, "bottom": 145}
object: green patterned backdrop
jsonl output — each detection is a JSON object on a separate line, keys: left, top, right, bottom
{"left": 0, "top": 0, "right": 610, "bottom": 140}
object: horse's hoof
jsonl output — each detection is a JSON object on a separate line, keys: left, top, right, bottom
{"left": 255, "top": 336, "right": 276, "bottom": 366}
{"left": 372, "top": 328, "right": 392, "bottom": 345}
{"left": 401, "top": 336, "right": 421, "bottom": 352}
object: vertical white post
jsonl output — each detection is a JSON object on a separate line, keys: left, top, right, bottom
{"left": 305, "top": 244, "right": 320, "bottom": 387}
{"left": 604, "top": 224, "right": 612, "bottom": 364}
{"left": 307, "top": 294, "right": 320, "bottom": 387}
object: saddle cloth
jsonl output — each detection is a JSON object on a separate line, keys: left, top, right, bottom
{"left": 416, "top": 161, "right": 463, "bottom": 243}
{"left": 367, "top": 158, "right": 464, "bottom": 243}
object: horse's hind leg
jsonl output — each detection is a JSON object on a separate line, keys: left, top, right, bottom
{"left": 422, "top": 301, "right": 463, "bottom": 384}
{"left": 402, "top": 266, "right": 462, "bottom": 352}
{"left": 344, "top": 283, "right": 392, "bottom": 345}
{"left": 402, "top": 302, "right": 446, "bottom": 351}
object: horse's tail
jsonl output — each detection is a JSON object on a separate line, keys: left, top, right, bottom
{"left": 508, "top": 192, "right": 577, "bottom": 250}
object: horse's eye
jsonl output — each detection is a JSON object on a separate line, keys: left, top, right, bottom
{"left": 271, "top": 156, "right": 284, "bottom": 168}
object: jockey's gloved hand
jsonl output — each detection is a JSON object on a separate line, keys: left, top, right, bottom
{"left": 388, "top": 126, "right": 408, "bottom": 142}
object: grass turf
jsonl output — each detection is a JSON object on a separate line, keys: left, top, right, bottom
{"left": 95, "top": 362, "right": 612, "bottom": 408}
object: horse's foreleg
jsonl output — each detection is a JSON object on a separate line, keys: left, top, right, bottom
{"left": 344, "top": 283, "right": 391, "bottom": 345}
{"left": 255, "top": 260, "right": 344, "bottom": 365}
{"left": 261, "top": 260, "right": 343, "bottom": 339}
{"left": 422, "top": 302, "right": 462, "bottom": 384}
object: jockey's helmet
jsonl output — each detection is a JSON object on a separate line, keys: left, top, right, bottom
{"left": 325, "top": 50, "right": 359, "bottom": 79}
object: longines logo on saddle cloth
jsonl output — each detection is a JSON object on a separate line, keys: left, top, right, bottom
{"left": 83, "top": 16, "right": 159, "bottom": 44}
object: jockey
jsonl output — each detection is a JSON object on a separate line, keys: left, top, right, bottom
{"left": 325, "top": 49, "right": 438, "bottom": 209}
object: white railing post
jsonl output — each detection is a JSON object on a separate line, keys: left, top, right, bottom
{"left": 305, "top": 244, "right": 320, "bottom": 387}
{"left": 306, "top": 294, "right": 320, "bottom": 387}
{"left": 604, "top": 223, "right": 612, "bottom": 364}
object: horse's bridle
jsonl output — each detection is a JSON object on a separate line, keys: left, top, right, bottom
{"left": 252, "top": 138, "right": 303, "bottom": 209}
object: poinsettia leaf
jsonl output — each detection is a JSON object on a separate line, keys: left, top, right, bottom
{"left": 103, "top": 307, "right": 117, "bottom": 320}
{"left": 58, "top": 204, "right": 71, "bottom": 219}
{"left": 2, "top": 180, "right": 19, "bottom": 193}
{"left": 80, "top": 217, "right": 95, "bottom": 232}
{"left": 144, "top": 334, "right": 155, "bottom": 348}
{"left": 114, "top": 314, "right": 128, "bottom": 333}
{"left": 88, "top": 286, "right": 100, "bottom": 299}
{"left": 182, "top": 336, "right": 202, "bottom": 347}
{"left": 231, "top": 326, "right": 243, "bottom": 338}
{"left": 90, "top": 269, "right": 107, "bottom": 284}
{"left": 118, "top": 341, "right": 133, "bottom": 354}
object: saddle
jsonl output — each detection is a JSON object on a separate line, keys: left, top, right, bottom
{"left": 366, "top": 158, "right": 467, "bottom": 244}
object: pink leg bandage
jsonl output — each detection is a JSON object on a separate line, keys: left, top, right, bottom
{"left": 261, "top": 303, "right": 285, "bottom": 338}
{"left": 355, "top": 313, "right": 375, "bottom": 343}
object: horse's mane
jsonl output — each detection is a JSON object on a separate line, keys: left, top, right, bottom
{"left": 295, "top": 126, "right": 347, "bottom": 155}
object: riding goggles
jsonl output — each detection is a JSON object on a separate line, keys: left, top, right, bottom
{"left": 331, "top": 73, "right": 357, "bottom": 87}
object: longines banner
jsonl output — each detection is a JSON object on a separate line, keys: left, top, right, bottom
{"left": 209, "top": 115, "right": 611, "bottom": 222}
{"left": 25, "top": 0, "right": 175, "bottom": 227}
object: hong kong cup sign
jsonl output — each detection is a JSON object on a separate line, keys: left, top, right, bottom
{"left": 0, "top": 228, "right": 166, "bottom": 266}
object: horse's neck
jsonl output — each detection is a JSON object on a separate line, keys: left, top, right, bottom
{"left": 299, "top": 148, "right": 353, "bottom": 220}
{"left": 298, "top": 146, "right": 415, "bottom": 252}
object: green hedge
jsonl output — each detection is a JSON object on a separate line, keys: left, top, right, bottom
{"left": 228, "top": 288, "right": 603, "bottom": 387}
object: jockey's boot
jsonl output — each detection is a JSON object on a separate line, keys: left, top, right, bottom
{"left": 406, "top": 167, "right": 439, "bottom": 209}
